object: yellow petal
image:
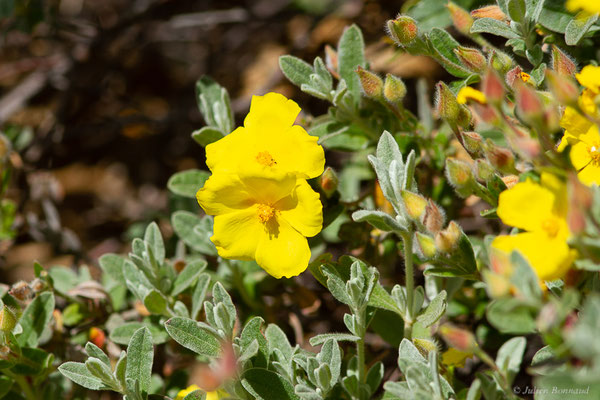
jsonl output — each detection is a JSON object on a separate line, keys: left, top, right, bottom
{"left": 197, "top": 173, "right": 254, "bottom": 216}
{"left": 541, "top": 173, "right": 568, "bottom": 219}
{"left": 570, "top": 141, "right": 592, "bottom": 170}
{"left": 496, "top": 179, "right": 555, "bottom": 232}
{"left": 175, "top": 385, "right": 200, "bottom": 400}
{"left": 276, "top": 180, "right": 323, "bottom": 237}
{"left": 211, "top": 206, "right": 263, "bottom": 261}
{"left": 456, "top": 87, "right": 487, "bottom": 105}
{"left": 255, "top": 218, "right": 311, "bottom": 278}
{"left": 560, "top": 106, "right": 592, "bottom": 139}
{"left": 264, "top": 125, "right": 325, "bottom": 179}
{"left": 206, "top": 391, "right": 220, "bottom": 400}
{"left": 577, "top": 163, "right": 600, "bottom": 186}
{"left": 576, "top": 65, "right": 600, "bottom": 92}
{"left": 567, "top": 0, "right": 600, "bottom": 13}
{"left": 205, "top": 126, "right": 253, "bottom": 175}
{"left": 244, "top": 92, "right": 301, "bottom": 130}
{"left": 492, "top": 232, "right": 574, "bottom": 282}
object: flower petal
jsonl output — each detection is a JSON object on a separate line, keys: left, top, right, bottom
{"left": 577, "top": 163, "right": 600, "bottom": 186}
{"left": 496, "top": 179, "right": 555, "bottom": 232}
{"left": 560, "top": 107, "right": 592, "bottom": 141}
{"left": 570, "top": 141, "right": 592, "bottom": 171}
{"left": 576, "top": 65, "right": 600, "bottom": 92}
{"left": 197, "top": 173, "right": 254, "bottom": 216}
{"left": 267, "top": 125, "right": 325, "bottom": 179}
{"left": 211, "top": 206, "right": 263, "bottom": 261}
{"left": 276, "top": 180, "right": 323, "bottom": 237}
{"left": 255, "top": 218, "right": 311, "bottom": 278}
{"left": 492, "top": 232, "right": 575, "bottom": 282}
{"left": 205, "top": 127, "right": 255, "bottom": 175}
{"left": 244, "top": 92, "right": 301, "bottom": 130}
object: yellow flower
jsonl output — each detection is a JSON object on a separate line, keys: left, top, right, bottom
{"left": 175, "top": 385, "right": 221, "bottom": 400}
{"left": 456, "top": 86, "right": 487, "bottom": 104}
{"left": 567, "top": 0, "right": 600, "bottom": 14}
{"left": 205, "top": 92, "right": 325, "bottom": 180}
{"left": 520, "top": 72, "right": 531, "bottom": 83}
{"left": 568, "top": 124, "right": 600, "bottom": 185}
{"left": 442, "top": 348, "right": 473, "bottom": 368}
{"left": 197, "top": 172, "right": 322, "bottom": 278}
{"left": 576, "top": 65, "right": 600, "bottom": 93}
{"left": 492, "top": 174, "right": 576, "bottom": 282}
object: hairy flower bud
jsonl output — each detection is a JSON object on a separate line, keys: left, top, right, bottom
{"left": 89, "top": 327, "right": 106, "bottom": 349}
{"left": 401, "top": 190, "right": 427, "bottom": 220}
{"left": 445, "top": 158, "right": 475, "bottom": 190}
{"left": 9, "top": 281, "right": 32, "bottom": 301}
{"left": 356, "top": 66, "right": 383, "bottom": 98}
{"left": 546, "top": 70, "right": 579, "bottom": 106}
{"left": 0, "top": 305, "right": 17, "bottom": 332}
{"left": 447, "top": 2, "right": 474, "bottom": 36}
{"left": 551, "top": 45, "right": 577, "bottom": 77}
{"left": 439, "top": 324, "right": 478, "bottom": 352}
{"left": 383, "top": 73, "right": 407, "bottom": 103}
{"left": 324, "top": 45, "right": 339, "bottom": 78}
{"left": 489, "top": 50, "right": 513, "bottom": 74}
{"left": 423, "top": 199, "right": 445, "bottom": 234}
{"left": 471, "top": 5, "right": 507, "bottom": 21}
{"left": 501, "top": 175, "right": 519, "bottom": 189}
{"left": 386, "top": 16, "right": 418, "bottom": 45}
{"left": 482, "top": 69, "right": 505, "bottom": 105}
{"left": 435, "top": 221, "right": 462, "bottom": 253}
{"left": 435, "top": 82, "right": 460, "bottom": 123}
{"left": 475, "top": 159, "right": 495, "bottom": 182}
{"left": 514, "top": 81, "right": 544, "bottom": 126}
{"left": 462, "top": 131, "right": 483, "bottom": 155}
{"left": 319, "top": 167, "right": 339, "bottom": 198}
{"left": 416, "top": 232, "right": 437, "bottom": 258}
{"left": 454, "top": 47, "right": 486, "bottom": 73}
{"left": 484, "top": 141, "right": 516, "bottom": 173}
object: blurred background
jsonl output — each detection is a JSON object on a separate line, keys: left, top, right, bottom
{"left": 0, "top": 0, "right": 452, "bottom": 283}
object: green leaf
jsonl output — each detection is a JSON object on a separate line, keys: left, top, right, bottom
{"left": 495, "top": 336, "right": 526, "bottom": 385}
{"left": 470, "top": 18, "right": 520, "bottom": 39}
{"left": 143, "top": 290, "right": 167, "bottom": 315}
{"left": 427, "top": 28, "right": 472, "bottom": 78}
{"left": 172, "top": 211, "right": 217, "bottom": 256}
{"left": 486, "top": 298, "right": 536, "bottom": 334}
{"left": 416, "top": 290, "right": 447, "bottom": 328}
{"left": 265, "top": 324, "right": 293, "bottom": 360}
{"left": 241, "top": 368, "right": 300, "bottom": 400}
{"left": 126, "top": 327, "right": 154, "bottom": 394}
{"left": 195, "top": 76, "right": 234, "bottom": 134}
{"left": 172, "top": 259, "right": 207, "bottom": 296}
{"left": 565, "top": 11, "right": 599, "bottom": 46}
{"left": 110, "top": 322, "right": 169, "bottom": 345}
{"left": 85, "top": 357, "right": 116, "bottom": 387}
{"left": 0, "top": 375, "right": 12, "bottom": 398}
{"left": 144, "top": 222, "right": 165, "bottom": 264}
{"left": 351, "top": 210, "right": 407, "bottom": 232}
{"left": 85, "top": 342, "right": 110, "bottom": 366}
{"left": 507, "top": 0, "right": 526, "bottom": 23}
{"left": 309, "top": 333, "right": 360, "bottom": 346}
{"left": 192, "top": 127, "right": 224, "bottom": 147}
{"left": 279, "top": 55, "right": 314, "bottom": 88}
{"left": 240, "top": 317, "right": 269, "bottom": 368}
{"left": 164, "top": 317, "right": 221, "bottom": 357}
{"left": 212, "top": 282, "right": 236, "bottom": 331}
{"left": 58, "top": 362, "right": 105, "bottom": 390}
{"left": 168, "top": 170, "right": 210, "bottom": 198}
{"left": 184, "top": 391, "right": 207, "bottom": 400}
{"left": 191, "top": 273, "right": 211, "bottom": 320}
{"left": 317, "top": 339, "right": 341, "bottom": 386}
{"left": 526, "top": 0, "right": 545, "bottom": 22}
{"left": 17, "top": 292, "right": 55, "bottom": 347}
{"left": 337, "top": 24, "right": 365, "bottom": 105}
{"left": 99, "top": 253, "right": 126, "bottom": 282}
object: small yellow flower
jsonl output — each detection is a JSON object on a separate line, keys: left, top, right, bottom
{"left": 576, "top": 65, "right": 600, "bottom": 93}
{"left": 175, "top": 385, "right": 221, "bottom": 400}
{"left": 205, "top": 92, "right": 325, "bottom": 180}
{"left": 567, "top": 0, "right": 600, "bottom": 14}
{"left": 456, "top": 86, "right": 487, "bottom": 104}
{"left": 197, "top": 172, "right": 322, "bottom": 278}
{"left": 568, "top": 124, "right": 600, "bottom": 185}
{"left": 442, "top": 348, "right": 473, "bottom": 369}
{"left": 492, "top": 174, "right": 576, "bottom": 282}
{"left": 520, "top": 72, "right": 531, "bottom": 83}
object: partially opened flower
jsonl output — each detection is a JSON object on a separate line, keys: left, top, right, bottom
{"left": 456, "top": 86, "right": 487, "bottom": 105}
{"left": 197, "top": 172, "right": 322, "bottom": 278}
{"left": 205, "top": 92, "right": 325, "bottom": 180}
{"left": 492, "top": 174, "right": 576, "bottom": 282}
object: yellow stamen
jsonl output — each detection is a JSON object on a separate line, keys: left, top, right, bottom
{"left": 520, "top": 72, "right": 531, "bottom": 83}
{"left": 257, "top": 204, "right": 276, "bottom": 223}
{"left": 541, "top": 218, "right": 559, "bottom": 238}
{"left": 588, "top": 142, "right": 600, "bottom": 166}
{"left": 256, "top": 151, "right": 276, "bottom": 166}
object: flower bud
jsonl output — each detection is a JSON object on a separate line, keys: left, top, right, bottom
{"left": 383, "top": 74, "right": 407, "bottom": 103}
{"left": 484, "top": 141, "right": 516, "bottom": 173}
{"left": 536, "top": 303, "right": 559, "bottom": 332}
{"left": 505, "top": 65, "right": 523, "bottom": 87}
{"left": 400, "top": 190, "right": 427, "bottom": 220}
{"left": 319, "top": 167, "right": 339, "bottom": 198}
{"left": 501, "top": 175, "right": 519, "bottom": 189}
{"left": 551, "top": 45, "right": 577, "bottom": 77}
{"left": 482, "top": 69, "right": 505, "bottom": 105}
{"left": 471, "top": 5, "right": 507, "bottom": 21}
{"left": 482, "top": 270, "right": 511, "bottom": 298}
{"left": 447, "top": 2, "right": 474, "bottom": 36}
{"left": 89, "top": 327, "right": 106, "bottom": 349}
{"left": 435, "top": 82, "right": 460, "bottom": 123}
{"left": 462, "top": 131, "right": 483, "bottom": 155}
{"left": 435, "top": 221, "right": 462, "bottom": 253}
{"left": 9, "top": 281, "right": 32, "bottom": 301}
{"left": 386, "top": 16, "right": 418, "bottom": 45}
{"left": 0, "top": 305, "right": 17, "bottom": 332}
{"left": 356, "top": 66, "right": 383, "bottom": 98}
{"left": 457, "top": 105, "right": 473, "bottom": 128}
{"left": 324, "top": 45, "right": 339, "bottom": 78}
{"left": 423, "top": 199, "right": 445, "bottom": 234}
{"left": 475, "top": 159, "right": 495, "bottom": 182}
{"left": 413, "top": 338, "right": 439, "bottom": 358}
{"left": 53, "top": 309, "right": 64, "bottom": 333}
{"left": 546, "top": 70, "right": 579, "bottom": 106}
{"left": 439, "top": 324, "right": 478, "bottom": 352}
{"left": 514, "top": 81, "right": 544, "bottom": 126}
{"left": 445, "top": 158, "right": 475, "bottom": 190}
{"left": 454, "top": 47, "right": 486, "bottom": 73}
{"left": 416, "top": 232, "right": 437, "bottom": 258}
{"left": 489, "top": 50, "right": 513, "bottom": 74}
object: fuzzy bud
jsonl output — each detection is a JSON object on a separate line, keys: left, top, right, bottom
{"left": 475, "top": 159, "right": 495, "bottom": 182}
{"left": 454, "top": 47, "right": 486, "bottom": 73}
{"left": 319, "top": 167, "right": 339, "bottom": 198}
{"left": 416, "top": 232, "right": 437, "bottom": 258}
{"left": 324, "top": 45, "right": 339, "bottom": 79}
{"left": 501, "top": 175, "right": 519, "bottom": 189}
{"left": 435, "top": 82, "right": 460, "bottom": 123}
{"left": 482, "top": 270, "right": 511, "bottom": 298}
{"left": 435, "top": 221, "right": 462, "bottom": 253}
{"left": 413, "top": 338, "right": 439, "bottom": 358}
{"left": 489, "top": 50, "right": 513, "bottom": 74}
{"left": 89, "top": 327, "right": 106, "bottom": 349}
{"left": 514, "top": 81, "right": 544, "bottom": 126}
{"left": 423, "top": 199, "right": 445, "bottom": 234}
{"left": 356, "top": 66, "right": 383, "bottom": 98}
{"left": 447, "top": 2, "right": 474, "bottom": 36}
{"left": 462, "top": 131, "right": 483, "bottom": 155}
{"left": 383, "top": 74, "right": 407, "bottom": 103}
{"left": 484, "top": 141, "right": 516, "bottom": 173}
{"left": 545, "top": 70, "right": 579, "bottom": 106}
{"left": 439, "top": 324, "right": 478, "bottom": 352}
{"left": 0, "top": 305, "right": 17, "bottom": 332}
{"left": 9, "top": 281, "right": 32, "bottom": 301}
{"left": 551, "top": 45, "right": 577, "bottom": 77}
{"left": 471, "top": 5, "right": 507, "bottom": 21}
{"left": 482, "top": 69, "right": 505, "bottom": 105}
{"left": 506, "top": 65, "right": 523, "bottom": 87}
{"left": 386, "top": 16, "right": 418, "bottom": 45}
{"left": 445, "top": 158, "right": 475, "bottom": 189}
{"left": 400, "top": 190, "right": 427, "bottom": 220}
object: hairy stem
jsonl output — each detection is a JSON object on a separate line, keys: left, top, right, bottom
{"left": 402, "top": 230, "right": 415, "bottom": 340}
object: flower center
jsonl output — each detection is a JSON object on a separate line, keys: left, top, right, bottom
{"left": 588, "top": 142, "right": 600, "bottom": 166}
{"left": 541, "top": 218, "right": 559, "bottom": 238}
{"left": 256, "top": 151, "right": 276, "bottom": 167}
{"left": 257, "top": 204, "right": 276, "bottom": 223}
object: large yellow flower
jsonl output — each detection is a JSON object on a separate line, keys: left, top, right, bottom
{"left": 205, "top": 92, "right": 325, "bottom": 180}
{"left": 492, "top": 174, "right": 576, "bottom": 282}
{"left": 197, "top": 172, "right": 322, "bottom": 278}
{"left": 567, "top": 0, "right": 600, "bottom": 14}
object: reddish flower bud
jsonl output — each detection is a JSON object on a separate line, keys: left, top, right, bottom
{"left": 546, "top": 70, "right": 579, "bottom": 106}
{"left": 319, "top": 167, "right": 339, "bottom": 198}
{"left": 515, "top": 81, "right": 544, "bottom": 126}
{"left": 356, "top": 66, "right": 383, "bottom": 98}
{"left": 9, "top": 281, "right": 32, "bottom": 301}
{"left": 324, "top": 45, "right": 339, "bottom": 79}
{"left": 551, "top": 45, "right": 577, "bottom": 77}
{"left": 439, "top": 324, "right": 478, "bottom": 352}
{"left": 568, "top": 173, "right": 592, "bottom": 234}
{"left": 423, "top": 199, "right": 446, "bottom": 234}
{"left": 484, "top": 141, "right": 516, "bottom": 173}
{"left": 447, "top": 2, "right": 474, "bottom": 36}
{"left": 435, "top": 82, "right": 460, "bottom": 123}
{"left": 454, "top": 46, "right": 486, "bottom": 73}
{"left": 471, "top": 5, "right": 507, "bottom": 21}
{"left": 386, "top": 16, "right": 418, "bottom": 45}
{"left": 89, "top": 327, "right": 106, "bottom": 348}
{"left": 501, "top": 175, "right": 519, "bottom": 189}
{"left": 482, "top": 69, "right": 505, "bottom": 104}
{"left": 506, "top": 65, "right": 523, "bottom": 88}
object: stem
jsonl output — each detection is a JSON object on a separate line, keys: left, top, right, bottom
{"left": 11, "top": 374, "right": 36, "bottom": 400}
{"left": 402, "top": 230, "right": 415, "bottom": 340}
{"left": 354, "top": 306, "right": 367, "bottom": 399}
